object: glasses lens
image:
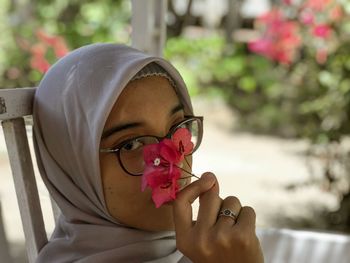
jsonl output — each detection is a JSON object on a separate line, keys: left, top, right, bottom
{"left": 120, "top": 137, "right": 158, "bottom": 175}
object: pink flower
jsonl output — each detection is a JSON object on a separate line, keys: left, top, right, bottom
{"left": 299, "top": 10, "right": 315, "bottom": 25}
{"left": 53, "top": 37, "right": 69, "bottom": 58}
{"left": 248, "top": 39, "right": 274, "bottom": 58}
{"left": 21, "top": 29, "right": 70, "bottom": 73}
{"left": 30, "top": 55, "right": 51, "bottom": 73}
{"left": 316, "top": 48, "right": 328, "bottom": 64}
{"left": 304, "top": 0, "right": 332, "bottom": 11}
{"left": 142, "top": 165, "right": 181, "bottom": 208}
{"left": 36, "top": 30, "right": 69, "bottom": 58}
{"left": 30, "top": 43, "right": 47, "bottom": 57}
{"left": 329, "top": 5, "right": 343, "bottom": 22}
{"left": 258, "top": 9, "right": 284, "bottom": 28}
{"left": 172, "top": 127, "right": 194, "bottom": 155}
{"left": 313, "top": 24, "right": 332, "bottom": 38}
{"left": 36, "top": 29, "right": 59, "bottom": 46}
{"left": 142, "top": 128, "right": 194, "bottom": 208}
{"left": 283, "top": 0, "right": 293, "bottom": 5}
{"left": 249, "top": 10, "right": 301, "bottom": 65}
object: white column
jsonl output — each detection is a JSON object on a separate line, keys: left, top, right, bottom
{"left": 131, "top": 0, "right": 167, "bottom": 57}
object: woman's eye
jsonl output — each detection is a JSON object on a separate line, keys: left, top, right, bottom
{"left": 122, "top": 139, "right": 143, "bottom": 151}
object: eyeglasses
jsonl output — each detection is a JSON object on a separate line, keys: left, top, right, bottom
{"left": 100, "top": 116, "right": 203, "bottom": 176}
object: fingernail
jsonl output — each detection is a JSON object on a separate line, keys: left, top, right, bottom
{"left": 201, "top": 172, "right": 215, "bottom": 182}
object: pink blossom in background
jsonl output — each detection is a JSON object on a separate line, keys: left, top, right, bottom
{"left": 258, "top": 9, "right": 284, "bottom": 29}
{"left": 30, "top": 55, "right": 50, "bottom": 73}
{"left": 304, "top": 0, "right": 333, "bottom": 11}
{"left": 36, "top": 29, "right": 59, "bottom": 46}
{"left": 19, "top": 29, "right": 70, "bottom": 73}
{"left": 250, "top": 0, "right": 343, "bottom": 66}
{"left": 329, "top": 5, "right": 343, "bottom": 21}
{"left": 283, "top": 0, "right": 293, "bottom": 5}
{"left": 29, "top": 43, "right": 50, "bottom": 73}
{"left": 53, "top": 37, "right": 70, "bottom": 58}
{"left": 36, "top": 30, "right": 69, "bottom": 58}
{"left": 316, "top": 48, "right": 328, "bottom": 64}
{"left": 142, "top": 128, "right": 194, "bottom": 208}
{"left": 299, "top": 10, "right": 315, "bottom": 25}
{"left": 30, "top": 43, "right": 47, "bottom": 57}
{"left": 248, "top": 39, "right": 274, "bottom": 59}
{"left": 249, "top": 9, "right": 301, "bottom": 64}
{"left": 313, "top": 24, "right": 332, "bottom": 38}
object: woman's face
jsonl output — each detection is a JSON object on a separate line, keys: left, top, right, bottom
{"left": 99, "top": 76, "right": 192, "bottom": 231}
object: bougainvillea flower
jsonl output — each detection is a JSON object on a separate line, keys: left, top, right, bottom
{"left": 53, "top": 37, "right": 69, "bottom": 58}
{"left": 30, "top": 43, "right": 47, "bottom": 56}
{"left": 142, "top": 165, "right": 181, "bottom": 208}
{"left": 36, "top": 29, "right": 58, "bottom": 46}
{"left": 249, "top": 9, "right": 301, "bottom": 65}
{"left": 329, "top": 5, "right": 343, "bottom": 21}
{"left": 283, "top": 0, "right": 293, "bottom": 5}
{"left": 299, "top": 10, "right": 315, "bottom": 25}
{"left": 316, "top": 48, "right": 328, "bottom": 64}
{"left": 36, "top": 30, "right": 69, "bottom": 58}
{"left": 30, "top": 55, "right": 51, "bottom": 73}
{"left": 313, "top": 24, "right": 332, "bottom": 38}
{"left": 172, "top": 127, "right": 194, "bottom": 155}
{"left": 21, "top": 28, "right": 70, "bottom": 73}
{"left": 304, "top": 0, "right": 332, "bottom": 11}
{"left": 142, "top": 128, "right": 194, "bottom": 208}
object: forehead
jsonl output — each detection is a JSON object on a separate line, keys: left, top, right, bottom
{"left": 105, "top": 76, "right": 181, "bottom": 127}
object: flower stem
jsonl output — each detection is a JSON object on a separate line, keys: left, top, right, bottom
{"left": 177, "top": 165, "right": 199, "bottom": 179}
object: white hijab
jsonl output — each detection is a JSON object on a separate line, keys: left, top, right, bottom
{"left": 33, "top": 43, "right": 193, "bottom": 263}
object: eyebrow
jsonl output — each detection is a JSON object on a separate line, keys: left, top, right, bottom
{"left": 170, "top": 103, "right": 184, "bottom": 116}
{"left": 101, "top": 103, "right": 184, "bottom": 140}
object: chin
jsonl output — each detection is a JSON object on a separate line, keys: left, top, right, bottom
{"left": 138, "top": 220, "right": 175, "bottom": 232}
{"left": 141, "top": 205, "right": 175, "bottom": 232}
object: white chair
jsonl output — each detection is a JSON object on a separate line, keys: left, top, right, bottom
{"left": 0, "top": 87, "right": 59, "bottom": 263}
{"left": 257, "top": 228, "right": 350, "bottom": 263}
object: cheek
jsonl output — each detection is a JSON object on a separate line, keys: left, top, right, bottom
{"left": 100, "top": 154, "right": 148, "bottom": 214}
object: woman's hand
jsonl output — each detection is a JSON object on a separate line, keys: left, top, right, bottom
{"left": 173, "top": 172, "right": 264, "bottom": 263}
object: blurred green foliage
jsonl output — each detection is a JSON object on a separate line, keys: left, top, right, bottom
{"left": 1, "top": 0, "right": 349, "bottom": 145}
{"left": 164, "top": 36, "right": 225, "bottom": 97}
{"left": 165, "top": 0, "right": 350, "bottom": 230}
{"left": 165, "top": 9, "right": 350, "bottom": 147}
{"left": 0, "top": 0, "right": 131, "bottom": 88}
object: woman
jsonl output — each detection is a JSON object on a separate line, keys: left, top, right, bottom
{"left": 33, "top": 43, "right": 263, "bottom": 262}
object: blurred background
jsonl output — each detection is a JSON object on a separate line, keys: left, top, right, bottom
{"left": 1, "top": 0, "right": 350, "bottom": 262}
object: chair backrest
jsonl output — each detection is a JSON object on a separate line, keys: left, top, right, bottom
{"left": 0, "top": 87, "right": 59, "bottom": 263}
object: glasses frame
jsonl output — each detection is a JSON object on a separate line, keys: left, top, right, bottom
{"left": 100, "top": 116, "right": 204, "bottom": 176}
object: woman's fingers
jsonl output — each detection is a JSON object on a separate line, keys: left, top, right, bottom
{"left": 196, "top": 174, "right": 222, "bottom": 229}
{"left": 235, "top": 206, "right": 257, "bottom": 233}
{"left": 173, "top": 172, "right": 217, "bottom": 234}
{"left": 216, "top": 196, "right": 242, "bottom": 229}
{"left": 174, "top": 174, "right": 263, "bottom": 263}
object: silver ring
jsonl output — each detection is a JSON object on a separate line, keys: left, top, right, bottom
{"left": 218, "top": 208, "right": 238, "bottom": 221}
